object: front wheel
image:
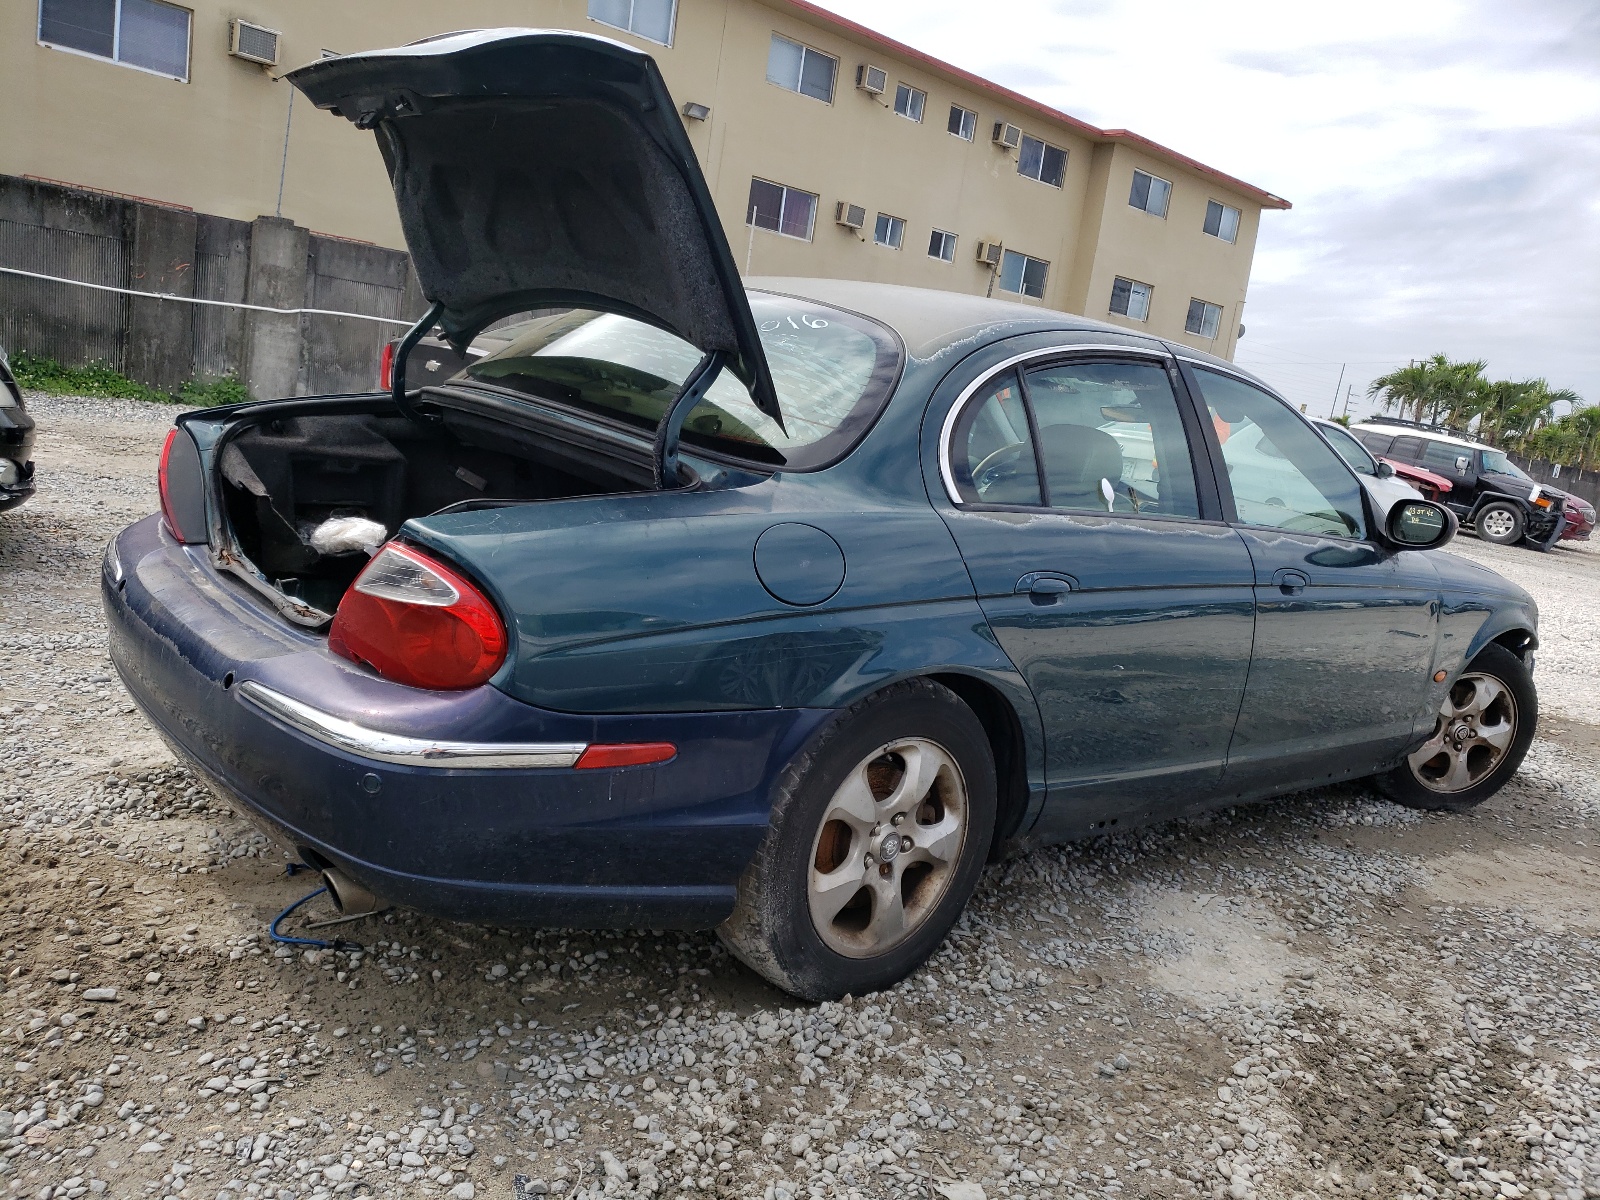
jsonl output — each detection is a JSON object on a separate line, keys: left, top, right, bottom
{"left": 719, "top": 679, "right": 996, "bottom": 1001}
{"left": 1474, "top": 501, "right": 1524, "bottom": 546}
{"left": 1375, "top": 643, "right": 1537, "bottom": 812}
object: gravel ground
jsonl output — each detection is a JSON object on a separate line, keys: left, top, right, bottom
{"left": 2, "top": 393, "right": 1599, "bottom": 1200}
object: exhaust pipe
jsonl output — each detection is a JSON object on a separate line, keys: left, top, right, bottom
{"left": 319, "top": 868, "right": 386, "bottom": 920}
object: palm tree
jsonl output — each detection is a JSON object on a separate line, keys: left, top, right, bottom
{"left": 1367, "top": 355, "right": 1485, "bottom": 427}
{"left": 1367, "top": 361, "right": 1436, "bottom": 424}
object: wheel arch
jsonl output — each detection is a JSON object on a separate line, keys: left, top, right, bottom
{"left": 928, "top": 671, "right": 1033, "bottom": 860}
{"left": 1462, "top": 615, "right": 1538, "bottom": 666}
{"left": 1489, "top": 626, "right": 1538, "bottom": 661}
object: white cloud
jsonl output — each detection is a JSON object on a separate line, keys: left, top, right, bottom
{"left": 807, "top": 0, "right": 1600, "bottom": 415}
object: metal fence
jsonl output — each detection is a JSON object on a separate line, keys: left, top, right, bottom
{"left": 0, "top": 219, "right": 128, "bottom": 369}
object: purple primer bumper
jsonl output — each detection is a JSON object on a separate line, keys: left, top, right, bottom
{"left": 102, "top": 514, "right": 828, "bottom": 929}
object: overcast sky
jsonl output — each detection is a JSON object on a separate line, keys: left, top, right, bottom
{"left": 811, "top": 0, "right": 1600, "bottom": 419}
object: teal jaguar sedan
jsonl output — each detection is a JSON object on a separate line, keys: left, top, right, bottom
{"left": 102, "top": 29, "right": 1538, "bottom": 1001}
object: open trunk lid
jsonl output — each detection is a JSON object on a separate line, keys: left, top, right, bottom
{"left": 286, "top": 28, "right": 779, "bottom": 422}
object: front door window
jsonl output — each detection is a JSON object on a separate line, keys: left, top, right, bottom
{"left": 1193, "top": 368, "right": 1366, "bottom": 538}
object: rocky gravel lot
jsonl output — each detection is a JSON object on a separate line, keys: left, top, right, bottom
{"left": 2, "top": 393, "right": 1599, "bottom": 1200}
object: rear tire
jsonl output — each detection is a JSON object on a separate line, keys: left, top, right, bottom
{"left": 719, "top": 678, "right": 996, "bottom": 1001}
{"left": 1375, "top": 643, "right": 1536, "bottom": 812}
{"left": 1475, "top": 502, "right": 1524, "bottom": 546}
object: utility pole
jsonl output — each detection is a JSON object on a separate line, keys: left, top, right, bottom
{"left": 1342, "top": 384, "right": 1355, "bottom": 419}
{"left": 1329, "top": 363, "right": 1346, "bottom": 418}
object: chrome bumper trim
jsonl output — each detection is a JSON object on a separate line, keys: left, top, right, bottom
{"left": 236, "top": 681, "right": 587, "bottom": 769}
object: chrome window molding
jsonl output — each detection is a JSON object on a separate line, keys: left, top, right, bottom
{"left": 936, "top": 343, "right": 1173, "bottom": 506}
{"left": 237, "top": 682, "right": 586, "bottom": 770}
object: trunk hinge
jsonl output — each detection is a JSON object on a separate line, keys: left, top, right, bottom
{"left": 653, "top": 349, "right": 727, "bottom": 489}
{"left": 392, "top": 301, "right": 445, "bottom": 424}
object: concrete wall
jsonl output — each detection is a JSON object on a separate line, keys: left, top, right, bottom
{"left": 0, "top": 175, "right": 419, "bottom": 398}
{"left": 0, "top": 0, "right": 1286, "bottom": 358}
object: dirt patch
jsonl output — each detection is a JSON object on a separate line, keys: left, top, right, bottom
{"left": 1421, "top": 846, "right": 1600, "bottom": 931}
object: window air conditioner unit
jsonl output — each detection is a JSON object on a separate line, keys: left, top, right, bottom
{"left": 992, "top": 122, "right": 1022, "bottom": 150}
{"left": 856, "top": 64, "right": 888, "bottom": 95}
{"left": 835, "top": 202, "right": 867, "bottom": 231}
{"left": 229, "top": 20, "right": 281, "bottom": 66}
{"left": 976, "top": 240, "right": 1004, "bottom": 266}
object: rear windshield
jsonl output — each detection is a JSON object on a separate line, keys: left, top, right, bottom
{"left": 455, "top": 295, "right": 901, "bottom": 469}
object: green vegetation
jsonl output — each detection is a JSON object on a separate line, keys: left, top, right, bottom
{"left": 177, "top": 375, "right": 251, "bottom": 408}
{"left": 10, "top": 351, "right": 171, "bottom": 403}
{"left": 9, "top": 351, "right": 249, "bottom": 409}
{"left": 1367, "top": 355, "right": 1596, "bottom": 469}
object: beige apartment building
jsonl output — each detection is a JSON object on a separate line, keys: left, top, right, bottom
{"left": 1, "top": 0, "right": 1288, "bottom": 359}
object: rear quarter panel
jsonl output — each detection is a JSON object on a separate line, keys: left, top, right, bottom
{"left": 401, "top": 358, "right": 1036, "bottom": 725}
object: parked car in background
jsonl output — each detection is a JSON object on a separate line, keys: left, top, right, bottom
{"left": 0, "top": 343, "right": 36, "bottom": 512}
{"left": 1352, "top": 419, "right": 1570, "bottom": 550}
{"left": 104, "top": 30, "right": 1542, "bottom": 1002}
{"left": 1382, "top": 458, "right": 1453, "bottom": 502}
{"left": 1311, "top": 418, "right": 1423, "bottom": 515}
{"left": 1558, "top": 494, "right": 1594, "bottom": 542}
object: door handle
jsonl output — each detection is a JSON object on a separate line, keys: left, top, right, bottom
{"left": 1015, "top": 573, "right": 1075, "bottom": 605}
{"left": 1272, "top": 568, "right": 1309, "bottom": 596}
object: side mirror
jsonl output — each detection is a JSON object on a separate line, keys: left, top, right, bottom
{"left": 1385, "top": 500, "right": 1455, "bottom": 551}
{"left": 1375, "top": 460, "right": 1395, "bottom": 479}
{"left": 1455, "top": 455, "right": 1471, "bottom": 474}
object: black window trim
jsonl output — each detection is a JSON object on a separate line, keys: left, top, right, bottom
{"left": 939, "top": 344, "right": 1227, "bottom": 524}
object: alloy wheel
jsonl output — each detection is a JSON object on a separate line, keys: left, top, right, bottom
{"left": 807, "top": 739, "right": 968, "bottom": 958}
{"left": 1479, "top": 509, "right": 1517, "bottom": 540}
{"left": 1407, "top": 672, "right": 1518, "bottom": 793}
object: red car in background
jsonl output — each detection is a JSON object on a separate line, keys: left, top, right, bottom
{"left": 1560, "top": 494, "right": 1596, "bottom": 541}
{"left": 1382, "top": 457, "right": 1453, "bottom": 501}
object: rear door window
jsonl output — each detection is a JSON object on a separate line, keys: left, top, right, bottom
{"left": 949, "top": 371, "right": 1041, "bottom": 506}
{"left": 1388, "top": 435, "right": 1425, "bottom": 462}
{"left": 1354, "top": 429, "right": 1395, "bottom": 456}
{"left": 1024, "top": 361, "right": 1201, "bottom": 518}
{"left": 1192, "top": 368, "right": 1366, "bottom": 539}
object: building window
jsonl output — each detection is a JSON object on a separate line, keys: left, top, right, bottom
{"left": 1128, "top": 169, "right": 1172, "bottom": 218}
{"left": 1018, "top": 135, "right": 1067, "bottom": 188}
{"left": 874, "top": 213, "right": 905, "bottom": 250}
{"left": 747, "top": 177, "right": 817, "bottom": 241}
{"left": 928, "top": 229, "right": 957, "bottom": 262}
{"left": 892, "top": 83, "right": 926, "bottom": 122}
{"left": 1110, "top": 276, "right": 1153, "bottom": 321}
{"left": 38, "top": 0, "right": 191, "bottom": 80}
{"left": 1204, "top": 199, "right": 1241, "bottom": 243}
{"left": 999, "top": 250, "right": 1049, "bottom": 299}
{"left": 948, "top": 104, "right": 976, "bottom": 140}
{"left": 587, "top": 0, "right": 676, "bottom": 45}
{"left": 767, "top": 34, "right": 837, "bottom": 103}
{"left": 1185, "top": 298, "right": 1222, "bottom": 339}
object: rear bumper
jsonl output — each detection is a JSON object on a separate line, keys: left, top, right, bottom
{"left": 103, "top": 514, "right": 829, "bottom": 929}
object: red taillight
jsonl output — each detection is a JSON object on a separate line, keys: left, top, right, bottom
{"left": 157, "top": 428, "right": 190, "bottom": 543}
{"left": 328, "top": 542, "right": 507, "bottom": 690}
{"left": 378, "top": 340, "right": 396, "bottom": 392}
{"left": 574, "top": 743, "right": 677, "bottom": 770}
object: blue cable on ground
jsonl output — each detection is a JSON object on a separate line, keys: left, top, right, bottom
{"left": 268, "top": 883, "right": 363, "bottom": 952}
